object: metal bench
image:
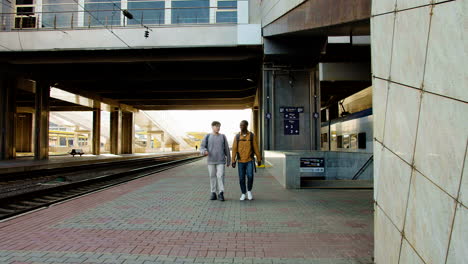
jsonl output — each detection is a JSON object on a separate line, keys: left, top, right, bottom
{"left": 69, "top": 149, "right": 84, "bottom": 157}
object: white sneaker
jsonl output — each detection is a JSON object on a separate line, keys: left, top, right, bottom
{"left": 247, "top": 191, "right": 253, "bottom": 200}
{"left": 240, "top": 194, "right": 246, "bottom": 201}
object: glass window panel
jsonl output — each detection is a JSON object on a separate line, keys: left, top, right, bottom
{"left": 127, "top": 1, "right": 164, "bottom": 25}
{"left": 16, "top": 0, "right": 33, "bottom": 5}
{"left": 59, "top": 137, "right": 67, "bottom": 146}
{"left": 216, "top": 11, "right": 236, "bottom": 23}
{"left": 84, "top": 2, "right": 121, "bottom": 26}
{"left": 42, "top": 4, "right": 78, "bottom": 28}
{"left": 172, "top": 0, "right": 209, "bottom": 24}
{"left": 337, "top": 135, "right": 343, "bottom": 148}
{"left": 358, "top": 132, "right": 366, "bottom": 149}
{"left": 218, "top": 1, "right": 236, "bottom": 9}
{"left": 17, "top": 7, "right": 34, "bottom": 15}
{"left": 43, "top": 0, "right": 75, "bottom": 4}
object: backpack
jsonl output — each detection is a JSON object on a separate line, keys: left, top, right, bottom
{"left": 235, "top": 132, "right": 256, "bottom": 172}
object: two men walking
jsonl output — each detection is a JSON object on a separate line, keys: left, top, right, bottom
{"left": 200, "top": 120, "right": 262, "bottom": 202}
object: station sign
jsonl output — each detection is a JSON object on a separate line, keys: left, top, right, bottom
{"left": 284, "top": 120, "right": 299, "bottom": 135}
{"left": 280, "top": 106, "right": 303, "bottom": 135}
{"left": 279, "top": 107, "right": 304, "bottom": 113}
{"left": 300, "top": 157, "right": 325, "bottom": 173}
{"left": 284, "top": 112, "right": 299, "bottom": 119}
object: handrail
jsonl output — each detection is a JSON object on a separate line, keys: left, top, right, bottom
{"left": 0, "top": 5, "right": 241, "bottom": 31}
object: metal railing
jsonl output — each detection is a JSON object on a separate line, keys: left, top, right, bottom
{"left": 0, "top": 5, "right": 240, "bottom": 31}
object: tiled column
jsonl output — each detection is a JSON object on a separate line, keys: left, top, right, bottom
{"left": 372, "top": 0, "right": 467, "bottom": 263}
{"left": 0, "top": 72, "right": 16, "bottom": 160}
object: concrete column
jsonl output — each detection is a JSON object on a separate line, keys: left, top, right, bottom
{"left": 110, "top": 108, "right": 122, "bottom": 155}
{"left": 92, "top": 102, "right": 101, "bottom": 155}
{"left": 74, "top": 126, "right": 79, "bottom": 147}
{"left": 209, "top": 0, "right": 216, "bottom": 23}
{"left": 160, "top": 133, "right": 165, "bottom": 151}
{"left": 78, "top": 0, "right": 85, "bottom": 27}
{"left": 121, "top": 111, "right": 134, "bottom": 154}
{"left": 34, "top": 80, "right": 50, "bottom": 160}
{"left": 164, "top": 0, "right": 171, "bottom": 25}
{"left": 16, "top": 113, "right": 33, "bottom": 153}
{"left": 263, "top": 69, "right": 318, "bottom": 151}
{"left": 237, "top": 0, "right": 248, "bottom": 24}
{"left": 262, "top": 69, "right": 273, "bottom": 151}
{"left": 0, "top": 73, "right": 17, "bottom": 160}
{"left": 146, "top": 133, "right": 152, "bottom": 152}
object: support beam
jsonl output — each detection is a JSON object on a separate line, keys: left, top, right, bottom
{"left": 110, "top": 108, "right": 122, "bottom": 155}
{"left": 0, "top": 73, "right": 17, "bottom": 160}
{"left": 34, "top": 80, "right": 50, "bottom": 160}
{"left": 92, "top": 101, "right": 101, "bottom": 155}
{"left": 121, "top": 111, "right": 134, "bottom": 154}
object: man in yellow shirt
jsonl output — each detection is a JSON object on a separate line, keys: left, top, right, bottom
{"left": 231, "top": 120, "right": 262, "bottom": 201}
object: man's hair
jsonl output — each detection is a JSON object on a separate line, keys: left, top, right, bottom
{"left": 211, "top": 121, "right": 221, "bottom": 127}
{"left": 241, "top": 120, "right": 249, "bottom": 126}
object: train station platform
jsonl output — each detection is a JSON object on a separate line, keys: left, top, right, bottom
{"left": 0, "top": 151, "right": 198, "bottom": 174}
{"left": 0, "top": 159, "right": 373, "bottom": 264}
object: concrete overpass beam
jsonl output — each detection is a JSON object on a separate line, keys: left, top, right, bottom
{"left": 34, "top": 80, "right": 50, "bottom": 160}
{"left": 0, "top": 73, "right": 17, "bottom": 160}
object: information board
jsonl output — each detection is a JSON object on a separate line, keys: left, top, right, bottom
{"left": 300, "top": 157, "right": 325, "bottom": 173}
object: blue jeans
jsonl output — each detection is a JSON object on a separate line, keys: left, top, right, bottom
{"left": 238, "top": 161, "right": 254, "bottom": 194}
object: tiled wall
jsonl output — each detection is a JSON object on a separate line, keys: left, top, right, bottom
{"left": 371, "top": 0, "right": 467, "bottom": 263}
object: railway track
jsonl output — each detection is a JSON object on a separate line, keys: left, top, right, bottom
{"left": 0, "top": 153, "right": 203, "bottom": 221}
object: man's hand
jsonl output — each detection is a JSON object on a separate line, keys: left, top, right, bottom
{"left": 257, "top": 160, "right": 262, "bottom": 166}
{"left": 232, "top": 163, "right": 236, "bottom": 168}
{"left": 204, "top": 151, "right": 209, "bottom": 156}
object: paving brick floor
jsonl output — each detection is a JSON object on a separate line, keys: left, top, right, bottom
{"left": 0, "top": 159, "right": 374, "bottom": 264}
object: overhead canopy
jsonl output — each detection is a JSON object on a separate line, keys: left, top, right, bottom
{"left": 2, "top": 46, "right": 263, "bottom": 111}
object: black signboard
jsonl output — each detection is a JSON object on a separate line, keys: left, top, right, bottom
{"left": 284, "top": 112, "right": 299, "bottom": 119}
{"left": 279, "top": 107, "right": 304, "bottom": 113}
{"left": 284, "top": 120, "right": 299, "bottom": 135}
{"left": 300, "top": 157, "right": 325, "bottom": 173}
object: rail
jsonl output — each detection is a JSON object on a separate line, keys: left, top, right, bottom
{"left": 0, "top": 153, "right": 203, "bottom": 221}
{"left": 0, "top": 3, "right": 244, "bottom": 31}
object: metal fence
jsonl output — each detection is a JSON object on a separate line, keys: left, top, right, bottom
{"left": 0, "top": 4, "right": 238, "bottom": 31}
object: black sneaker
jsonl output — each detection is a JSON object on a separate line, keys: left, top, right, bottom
{"left": 218, "top": 192, "right": 225, "bottom": 201}
{"left": 210, "top": 192, "right": 217, "bottom": 200}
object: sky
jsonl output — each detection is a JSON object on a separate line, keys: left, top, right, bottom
{"left": 158, "top": 109, "right": 252, "bottom": 140}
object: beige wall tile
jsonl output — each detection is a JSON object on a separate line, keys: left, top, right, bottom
{"left": 375, "top": 205, "right": 402, "bottom": 264}
{"left": 376, "top": 148, "right": 412, "bottom": 230}
{"left": 414, "top": 93, "right": 468, "bottom": 197}
{"left": 405, "top": 171, "right": 456, "bottom": 264}
{"left": 396, "top": 0, "right": 431, "bottom": 11}
{"left": 383, "top": 83, "right": 421, "bottom": 164}
{"left": 373, "top": 78, "right": 389, "bottom": 142}
{"left": 446, "top": 205, "right": 468, "bottom": 264}
{"left": 374, "top": 141, "right": 385, "bottom": 200}
{"left": 372, "top": 0, "right": 396, "bottom": 15}
{"left": 424, "top": 1, "right": 468, "bottom": 102}
{"left": 459, "top": 150, "right": 468, "bottom": 207}
{"left": 390, "top": 6, "right": 430, "bottom": 88}
{"left": 399, "top": 238, "right": 425, "bottom": 264}
{"left": 371, "top": 13, "right": 395, "bottom": 80}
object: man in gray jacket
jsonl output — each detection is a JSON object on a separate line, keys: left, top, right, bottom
{"left": 200, "top": 121, "right": 231, "bottom": 201}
